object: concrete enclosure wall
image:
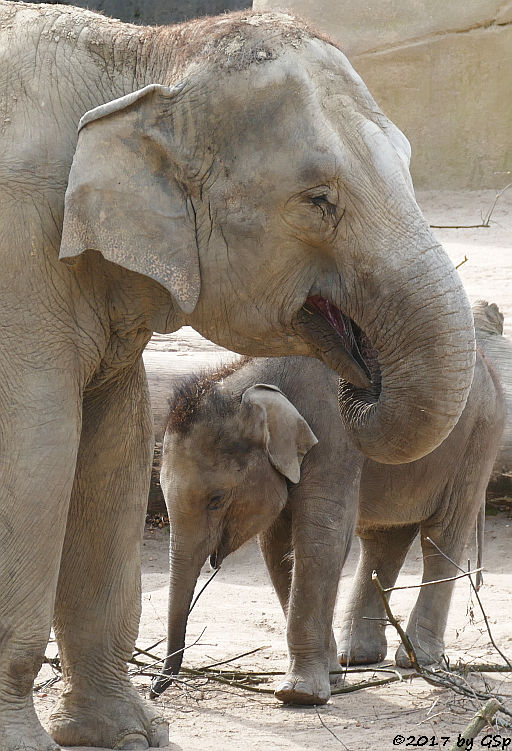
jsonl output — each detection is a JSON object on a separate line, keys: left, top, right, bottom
{"left": 253, "top": 0, "right": 512, "bottom": 189}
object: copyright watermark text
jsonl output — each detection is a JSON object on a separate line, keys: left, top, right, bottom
{"left": 393, "top": 735, "right": 511, "bottom": 749}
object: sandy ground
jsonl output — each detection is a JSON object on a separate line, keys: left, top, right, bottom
{"left": 35, "top": 190, "right": 512, "bottom": 750}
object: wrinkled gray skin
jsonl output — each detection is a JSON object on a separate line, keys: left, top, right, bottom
{"left": 338, "top": 347, "right": 504, "bottom": 671}
{"left": 473, "top": 301, "right": 512, "bottom": 497}
{"left": 155, "top": 356, "right": 361, "bottom": 706}
{"left": 153, "top": 339, "right": 502, "bottom": 706}
{"left": 0, "top": 3, "right": 475, "bottom": 749}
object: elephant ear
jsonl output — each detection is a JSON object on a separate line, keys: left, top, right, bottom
{"left": 242, "top": 384, "right": 318, "bottom": 484}
{"left": 59, "top": 83, "right": 200, "bottom": 314}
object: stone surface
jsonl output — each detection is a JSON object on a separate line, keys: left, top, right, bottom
{"left": 253, "top": 0, "right": 512, "bottom": 189}
{"left": 18, "top": 0, "right": 251, "bottom": 25}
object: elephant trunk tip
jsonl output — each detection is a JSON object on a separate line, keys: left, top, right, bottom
{"left": 150, "top": 672, "right": 174, "bottom": 699}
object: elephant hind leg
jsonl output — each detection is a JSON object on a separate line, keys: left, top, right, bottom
{"left": 50, "top": 360, "right": 168, "bottom": 750}
{"left": 396, "top": 499, "right": 484, "bottom": 668}
{"left": 338, "top": 524, "right": 419, "bottom": 666}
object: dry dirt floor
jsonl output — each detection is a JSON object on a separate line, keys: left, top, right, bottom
{"left": 36, "top": 189, "right": 512, "bottom": 750}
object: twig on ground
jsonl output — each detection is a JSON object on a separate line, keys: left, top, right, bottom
{"left": 199, "top": 646, "right": 268, "bottom": 671}
{"left": 178, "top": 667, "right": 275, "bottom": 695}
{"left": 431, "top": 223, "right": 490, "bottom": 229}
{"left": 188, "top": 567, "right": 221, "bottom": 615}
{"left": 456, "top": 256, "right": 468, "bottom": 269}
{"left": 42, "top": 656, "right": 61, "bottom": 670}
{"left": 430, "top": 183, "right": 512, "bottom": 230}
{"left": 331, "top": 674, "right": 418, "bottom": 695}
{"left": 454, "top": 664, "right": 512, "bottom": 674}
{"left": 480, "top": 183, "right": 512, "bottom": 226}
{"left": 133, "top": 637, "right": 165, "bottom": 659}
{"left": 372, "top": 572, "right": 422, "bottom": 672}
{"left": 315, "top": 707, "right": 351, "bottom": 749}
{"left": 34, "top": 675, "right": 61, "bottom": 693}
{"left": 373, "top": 560, "right": 512, "bottom": 724}
{"left": 382, "top": 568, "right": 482, "bottom": 592}
{"left": 129, "top": 627, "right": 207, "bottom": 676}
{"left": 449, "top": 698, "right": 502, "bottom": 751}
{"left": 426, "top": 536, "right": 512, "bottom": 668}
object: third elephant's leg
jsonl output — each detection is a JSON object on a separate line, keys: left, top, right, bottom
{"left": 50, "top": 361, "right": 168, "bottom": 750}
{"left": 273, "top": 496, "right": 354, "bottom": 705}
{"left": 395, "top": 510, "right": 482, "bottom": 668}
{"left": 338, "top": 524, "right": 419, "bottom": 665}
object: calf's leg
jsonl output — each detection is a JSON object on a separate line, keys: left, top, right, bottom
{"left": 338, "top": 524, "right": 419, "bottom": 665}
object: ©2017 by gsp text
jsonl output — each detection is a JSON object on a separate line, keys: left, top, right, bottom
{"left": 393, "top": 735, "right": 511, "bottom": 749}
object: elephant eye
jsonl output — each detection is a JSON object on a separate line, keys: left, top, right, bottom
{"left": 310, "top": 194, "right": 330, "bottom": 207}
{"left": 309, "top": 193, "right": 338, "bottom": 220}
{"left": 207, "top": 492, "right": 225, "bottom": 511}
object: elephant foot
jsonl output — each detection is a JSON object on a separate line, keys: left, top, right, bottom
{"left": 274, "top": 664, "right": 331, "bottom": 706}
{"left": 0, "top": 702, "right": 60, "bottom": 751}
{"left": 338, "top": 638, "right": 388, "bottom": 666}
{"left": 49, "top": 681, "right": 168, "bottom": 749}
{"left": 337, "top": 624, "right": 387, "bottom": 666}
{"left": 328, "top": 647, "right": 345, "bottom": 688}
{"left": 395, "top": 632, "right": 444, "bottom": 668}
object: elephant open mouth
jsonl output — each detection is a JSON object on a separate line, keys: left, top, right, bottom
{"left": 299, "top": 296, "right": 381, "bottom": 394}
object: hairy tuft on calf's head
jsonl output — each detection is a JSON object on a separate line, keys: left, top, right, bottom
{"left": 166, "top": 356, "right": 251, "bottom": 435}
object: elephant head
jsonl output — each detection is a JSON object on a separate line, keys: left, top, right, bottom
{"left": 59, "top": 14, "right": 475, "bottom": 463}
{"left": 150, "top": 377, "right": 318, "bottom": 697}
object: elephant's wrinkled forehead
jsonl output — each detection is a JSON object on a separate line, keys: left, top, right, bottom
{"left": 162, "top": 423, "right": 256, "bottom": 497}
{"left": 196, "top": 46, "right": 398, "bottom": 186}
{"left": 202, "top": 68, "right": 343, "bottom": 182}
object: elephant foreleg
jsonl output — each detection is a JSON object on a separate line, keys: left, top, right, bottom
{"left": 338, "top": 524, "right": 419, "bottom": 666}
{"left": 0, "top": 367, "right": 81, "bottom": 751}
{"left": 274, "top": 496, "right": 353, "bottom": 706}
{"left": 50, "top": 360, "right": 168, "bottom": 750}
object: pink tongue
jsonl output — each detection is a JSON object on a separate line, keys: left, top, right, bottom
{"left": 306, "top": 296, "right": 352, "bottom": 350}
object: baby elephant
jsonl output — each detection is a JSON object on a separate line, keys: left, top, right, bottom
{"left": 151, "top": 336, "right": 503, "bottom": 706}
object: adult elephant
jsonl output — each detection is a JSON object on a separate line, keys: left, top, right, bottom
{"left": 0, "top": 3, "right": 475, "bottom": 750}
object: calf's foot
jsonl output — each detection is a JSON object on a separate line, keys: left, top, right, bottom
{"left": 395, "top": 626, "right": 444, "bottom": 668}
{"left": 49, "top": 681, "right": 168, "bottom": 749}
{"left": 337, "top": 620, "right": 387, "bottom": 665}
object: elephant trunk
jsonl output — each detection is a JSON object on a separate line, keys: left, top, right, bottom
{"left": 150, "top": 535, "right": 205, "bottom": 698}
{"left": 337, "top": 232, "right": 475, "bottom": 465}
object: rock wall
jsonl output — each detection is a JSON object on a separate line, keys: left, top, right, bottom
{"left": 253, "top": 0, "right": 512, "bottom": 189}
{"left": 18, "top": 0, "right": 251, "bottom": 26}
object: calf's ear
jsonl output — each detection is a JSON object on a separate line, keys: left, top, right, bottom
{"left": 59, "top": 83, "right": 200, "bottom": 314}
{"left": 242, "top": 384, "right": 318, "bottom": 484}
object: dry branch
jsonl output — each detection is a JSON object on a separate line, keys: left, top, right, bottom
{"left": 448, "top": 698, "right": 501, "bottom": 751}
{"left": 315, "top": 707, "right": 350, "bottom": 749}
{"left": 382, "top": 568, "right": 482, "bottom": 592}
{"left": 372, "top": 571, "right": 422, "bottom": 672}
{"left": 426, "top": 536, "right": 512, "bottom": 669}
{"left": 331, "top": 673, "right": 418, "bottom": 695}
{"left": 430, "top": 183, "right": 512, "bottom": 230}
{"left": 372, "top": 559, "right": 512, "bottom": 724}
